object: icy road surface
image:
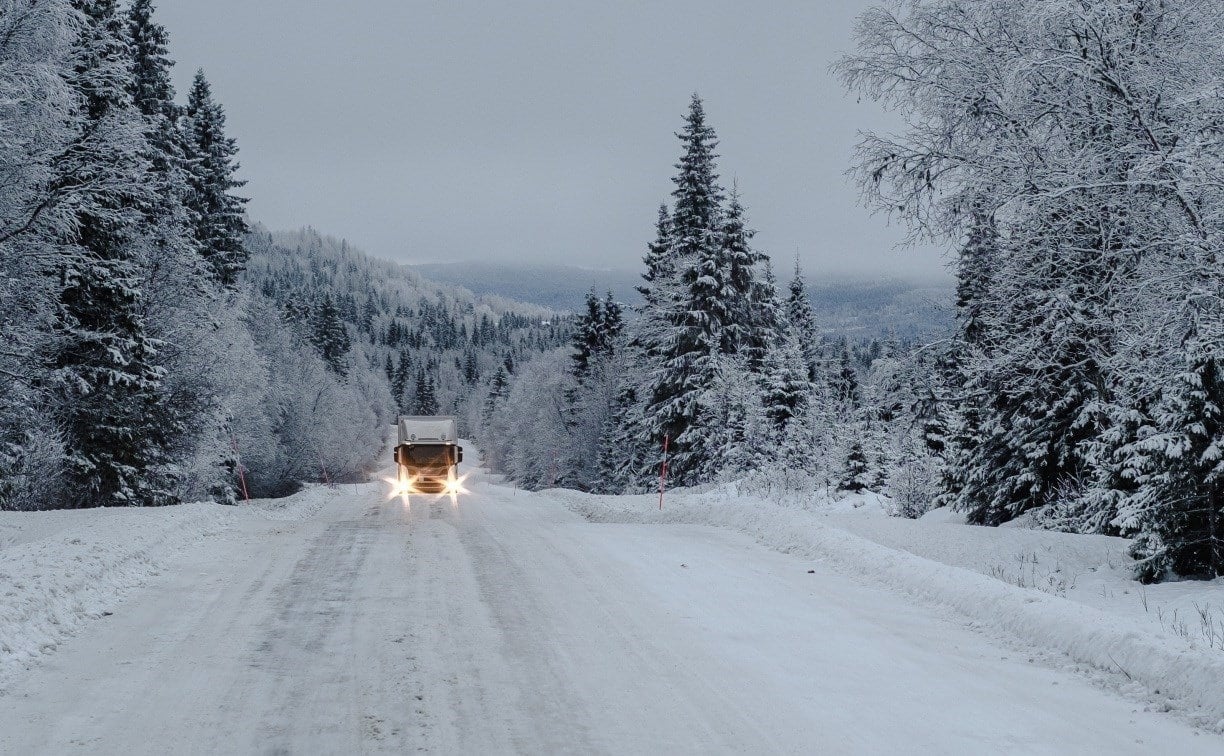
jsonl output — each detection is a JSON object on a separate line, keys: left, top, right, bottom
{"left": 0, "top": 466, "right": 1217, "bottom": 754}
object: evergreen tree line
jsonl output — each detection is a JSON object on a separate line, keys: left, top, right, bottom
{"left": 836, "top": 0, "right": 1223, "bottom": 582}
{"left": 478, "top": 95, "right": 941, "bottom": 509}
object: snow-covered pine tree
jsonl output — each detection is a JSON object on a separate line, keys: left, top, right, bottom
{"left": 49, "top": 0, "right": 175, "bottom": 507}
{"left": 413, "top": 370, "right": 439, "bottom": 415}
{"left": 636, "top": 205, "right": 674, "bottom": 306}
{"left": 392, "top": 350, "right": 412, "bottom": 412}
{"left": 958, "top": 217, "right": 1112, "bottom": 526}
{"left": 595, "top": 381, "right": 646, "bottom": 493}
{"left": 183, "top": 69, "right": 248, "bottom": 286}
{"left": 786, "top": 256, "right": 821, "bottom": 379}
{"left": 838, "top": 440, "right": 871, "bottom": 494}
{"left": 309, "top": 294, "right": 351, "bottom": 373}
{"left": 123, "top": 0, "right": 233, "bottom": 500}
{"left": 599, "top": 292, "right": 623, "bottom": 350}
{"left": 698, "top": 352, "right": 766, "bottom": 479}
{"left": 762, "top": 329, "right": 810, "bottom": 438}
{"left": 719, "top": 185, "right": 770, "bottom": 367}
{"left": 571, "top": 290, "right": 624, "bottom": 383}
{"left": 462, "top": 349, "right": 479, "bottom": 385}
{"left": 933, "top": 207, "right": 996, "bottom": 512}
{"left": 618, "top": 204, "right": 677, "bottom": 488}
{"left": 483, "top": 365, "right": 509, "bottom": 425}
{"left": 1117, "top": 269, "right": 1224, "bottom": 581}
{"left": 127, "top": 0, "right": 182, "bottom": 172}
{"left": 834, "top": 345, "right": 860, "bottom": 410}
{"left": 641, "top": 94, "right": 727, "bottom": 485}
{"left": 761, "top": 328, "right": 814, "bottom": 472}
{"left": 560, "top": 293, "right": 628, "bottom": 490}
{"left": 571, "top": 289, "right": 605, "bottom": 381}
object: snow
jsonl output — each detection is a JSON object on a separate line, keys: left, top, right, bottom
{"left": 551, "top": 485, "right": 1224, "bottom": 731}
{"left": 0, "top": 455, "right": 1220, "bottom": 751}
{"left": 0, "top": 485, "right": 337, "bottom": 687}
{"left": 812, "top": 505, "right": 1224, "bottom": 659}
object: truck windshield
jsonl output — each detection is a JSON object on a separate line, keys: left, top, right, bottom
{"left": 405, "top": 445, "right": 452, "bottom": 467}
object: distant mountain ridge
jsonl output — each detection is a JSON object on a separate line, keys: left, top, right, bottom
{"left": 409, "top": 261, "right": 952, "bottom": 338}
{"left": 410, "top": 262, "right": 639, "bottom": 313}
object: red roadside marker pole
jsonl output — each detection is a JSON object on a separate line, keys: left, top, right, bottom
{"left": 318, "top": 452, "right": 332, "bottom": 488}
{"left": 658, "top": 434, "right": 669, "bottom": 510}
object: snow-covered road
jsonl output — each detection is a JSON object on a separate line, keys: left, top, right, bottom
{"left": 0, "top": 464, "right": 1217, "bottom": 754}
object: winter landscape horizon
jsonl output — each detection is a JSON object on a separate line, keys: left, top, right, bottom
{"left": 2, "top": 1, "right": 1222, "bottom": 754}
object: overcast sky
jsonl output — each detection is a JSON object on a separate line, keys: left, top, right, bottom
{"left": 156, "top": 0, "right": 947, "bottom": 281}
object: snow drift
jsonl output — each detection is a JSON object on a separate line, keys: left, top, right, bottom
{"left": 0, "top": 486, "right": 334, "bottom": 685}
{"left": 551, "top": 487, "right": 1224, "bottom": 730}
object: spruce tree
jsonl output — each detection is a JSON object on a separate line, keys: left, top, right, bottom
{"left": 124, "top": 0, "right": 221, "bottom": 494}
{"left": 1120, "top": 326, "right": 1224, "bottom": 581}
{"left": 936, "top": 209, "right": 996, "bottom": 510}
{"left": 762, "top": 330, "right": 811, "bottom": 435}
{"left": 839, "top": 440, "right": 871, "bottom": 494}
{"left": 572, "top": 289, "right": 604, "bottom": 380}
{"left": 595, "top": 382, "right": 645, "bottom": 493}
{"left": 670, "top": 94, "right": 723, "bottom": 261}
{"left": 50, "top": 0, "right": 174, "bottom": 507}
{"left": 835, "top": 346, "right": 860, "bottom": 410}
{"left": 600, "top": 292, "right": 624, "bottom": 348}
{"left": 392, "top": 351, "right": 412, "bottom": 412}
{"left": 719, "top": 186, "right": 773, "bottom": 367}
{"left": 717, "top": 187, "right": 751, "bottom": 354}
{"left": 309, "top": 294, "right": 350, "bottom": 373}
{"left": 957, "top": 223, "right": 1111, "bottom": 526}
{"left": 641, "top": 94, "right": 726, "bottom": 485}
{"left": 483, "top": 365, "right": 509, "bottom": 425}
{"left": 572, "top": 290, "right": 624, "bottom": 383}
{"left": 637, "top": 204, "right": 675, "bottom": 302}
{"left": 463, "top": 349, "right": 479, "bottom": 385}
{"left": 413, "top": 370, "right": 439, "bottom": 415}
{"left": 787, "top": 260, "right": 823, "bottom": 382}
{"left": 127, "top": 0, "right": 182, "bottom": 166}
{"left": 183, "top": 70, "right": 248, "bottom": 286}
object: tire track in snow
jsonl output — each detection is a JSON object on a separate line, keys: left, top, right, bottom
{"left": 230, "top": 504, "right": 381, "bottom": 754}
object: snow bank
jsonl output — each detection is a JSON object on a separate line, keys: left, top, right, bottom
{"left": 0, "top": 504, "right": 234, "bottom": 684}
{"left": 551, "top": 488, "right": 1224, "bottom": 730}
{"left": 0, "top": 486, "right": 335, "bottom": 685}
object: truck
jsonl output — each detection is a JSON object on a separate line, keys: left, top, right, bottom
{"left": 393, "top": 416, "right": 464, "bottom": 494}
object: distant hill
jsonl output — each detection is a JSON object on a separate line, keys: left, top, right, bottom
{"left": 409, "top": 261, "right": 953, "bottom": 338}
{"left": 409, "top": 262, "right": 640, "bottom": 313}
{"left": 805, "top": 278, "right": 953, "bottom": 338}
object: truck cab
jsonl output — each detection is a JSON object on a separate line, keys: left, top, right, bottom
{"left": 394, "top": 416, "right": 464, "bottom": 494}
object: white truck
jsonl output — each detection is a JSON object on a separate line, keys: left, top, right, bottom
{"left": 393, "top": 416, "right": 464, "bottom": 494}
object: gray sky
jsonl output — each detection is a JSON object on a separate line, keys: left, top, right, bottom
{"left": 157, "top": 0, "right": 947, "bottom": 281}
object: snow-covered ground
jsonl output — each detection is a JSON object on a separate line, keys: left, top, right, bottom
{"left": 552, "top": 484, "right": 1224, "bottom": 732}
{"left": 1, "top": 454, "right": 1221, "bottom": 753}
{"left": 0, "top": 485, "right": 336, "bottom": 686}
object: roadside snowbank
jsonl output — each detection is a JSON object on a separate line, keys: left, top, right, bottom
{"left": 0, "top": 485, "right": 337, "bottom": 685}
{"left": 550, "top": 486, "right": 1224, "bottom": 730}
